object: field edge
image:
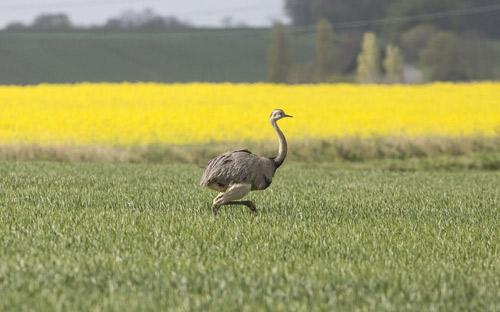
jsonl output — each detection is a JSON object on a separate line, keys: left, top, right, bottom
{"left": 0, "top": 136, "right": 499, "bottom": 170}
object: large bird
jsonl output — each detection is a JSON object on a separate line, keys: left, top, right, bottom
{"left": 200, "top": 109, "right": 293, "bottom": 216}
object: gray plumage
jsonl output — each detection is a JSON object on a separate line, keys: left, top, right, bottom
{"left": 200, "top": 109, "right": 293, "bottom": 216}
{"left": 200, "top": 149, "right": 276, "bottom": 192}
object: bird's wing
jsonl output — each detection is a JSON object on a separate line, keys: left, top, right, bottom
{"left": 200, "top": 150, "right": 258, "bottom": 189}
{"left": 201, "top": 149, "right": 250, "bottom": 169}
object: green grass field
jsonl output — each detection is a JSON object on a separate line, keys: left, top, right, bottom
{"left": 0, "top": 29, "right": 315, "bottom": 84}
{"left": 1, "top": 161, "right": 499, "bottom": 311}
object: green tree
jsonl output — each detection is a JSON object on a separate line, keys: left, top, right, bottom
{"left": 285, "top": 0, "right": 500, "bottom": 39}
{"left": 268, "top": 22, "right": 290, "bottom": 83}
{"left": 385, "top": 0, "right": 462, "bottom": 40}
{"left": 421, "top": 31, "right": 462, "bottom": 81}
{"left": 316, "top": 18, "right": 335, "bottom": 81}
{"left": 457, "top": 31, "right": 496, "bottom": 80}
{"left": 284, "top": 0, "right": 314, "bottom": 26}
{"left": 357, "top": 32, "right": 380, "bottom": 83}
{"left": 32, "top": 13, "right": 73, "bottom": 30}
{"left": 400, "top": 24, "right": 435, "bottom": 62}
{"left": 285, "top": 0, "right": 393, "bottom": 28}
{"left": 383, "top": 45, "right": 404, "bottom": 84}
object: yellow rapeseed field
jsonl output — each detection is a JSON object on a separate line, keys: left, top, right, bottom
{"left": 0, "top": 82, "right": 498, "bottom": 146}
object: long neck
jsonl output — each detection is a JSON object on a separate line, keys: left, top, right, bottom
{"left": 271, "top": 119, "right": 287, "bottom": 168}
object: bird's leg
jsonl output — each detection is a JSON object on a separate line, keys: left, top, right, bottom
{"left": 212, "top": 183, "right": 252, "bottom": 216}
{"left": 224, "top": 201, "right": 257, "bottom": 213}
{"left": 212, "top": 193, "right": 224, "bottom": 216}
{"left": 212, "top": 204, "right": 220, "bottom": 216}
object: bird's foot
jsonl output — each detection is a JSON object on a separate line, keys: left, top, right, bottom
{"left": 212, "top": 204, "right": 220, "bottom": 216}
{"left": 246, "top": 202, "right": 258, "bottom": 213}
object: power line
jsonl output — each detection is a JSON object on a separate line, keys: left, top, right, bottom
{"left": 173, "top": 4, "right": 283, "bottom": 17}
{"left": 1, "top": 1, "right": 498, "bottom": 32}
{"left": 288, "top": 3, "right": 500, "bottom": 33}
{"left": 341, "top": 4, "right": 500, "bottom": 28}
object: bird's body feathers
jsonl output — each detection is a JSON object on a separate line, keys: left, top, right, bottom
{"left": 200, "top": 149, "right": 277, "bottom": 192}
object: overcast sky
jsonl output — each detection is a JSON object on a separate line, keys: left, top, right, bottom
{"left": 0, "top": 0, "right": 288, "bottom": 28}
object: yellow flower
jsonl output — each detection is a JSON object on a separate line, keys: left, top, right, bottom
{"left": 0, "top": 82, "right": 498, "bottom": 146}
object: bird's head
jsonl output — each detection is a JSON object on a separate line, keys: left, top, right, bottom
{"left": 270, "top": 109, "right": 293, "bottom": 123}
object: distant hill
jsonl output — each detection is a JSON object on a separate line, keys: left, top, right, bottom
{"left": 0, "top": 29, "right": 316, "bottom": 85}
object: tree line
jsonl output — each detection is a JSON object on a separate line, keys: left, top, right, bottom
{"left": 4, "top": 9, "right": 191, "bottom": 31}
{"left": 268, "top": 21, "right": 405, "bottom": 84}
{"left": 269, "top": 0, "right": 499, "bottom": 83}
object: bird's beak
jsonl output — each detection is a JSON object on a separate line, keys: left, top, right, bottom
{"left": 284, "top": 114, "right": 293, "bottom": 118}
